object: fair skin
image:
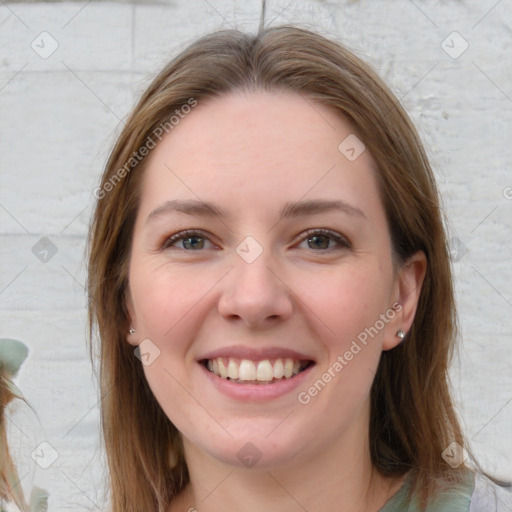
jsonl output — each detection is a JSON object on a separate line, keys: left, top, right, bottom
{"left": 126, "top": 91, "right": 426, "bottom": 512}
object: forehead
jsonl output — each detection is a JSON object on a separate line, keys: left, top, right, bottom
{"left": 137, "top": 90, "right": 383, "bottom": 222}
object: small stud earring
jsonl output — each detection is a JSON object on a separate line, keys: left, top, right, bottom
{"left": 129, "top": 327, "right": 136, "bottom": 334}
{"left": 397, "top": 329, "right": 406, "bottom": 339}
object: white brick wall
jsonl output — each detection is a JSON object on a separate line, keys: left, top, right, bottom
{"left": 0, "top": 1, "right": 510, "bottom": 510}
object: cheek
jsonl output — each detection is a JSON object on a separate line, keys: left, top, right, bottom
{"left": 130, "top": 261, "right": 213, "bottom": 343}
{"left": 299, "top": 264, "right": 392, "bottom": 398}
{"left": 131, "top": 264, "right": 213, "bottom": 430}
{"left": 298, "top": 262, "right": 391, "bottom": 344}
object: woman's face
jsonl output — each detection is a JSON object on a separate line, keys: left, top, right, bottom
{"left": 126, "top": 91, "right": 424, "bottom": 470}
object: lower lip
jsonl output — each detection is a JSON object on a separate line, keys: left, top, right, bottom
{"left": 199, "top": 362, "right": 315, "bottom": 401}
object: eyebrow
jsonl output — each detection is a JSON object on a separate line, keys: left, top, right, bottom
{"left": 145, "top": 198, "right": 366, "bottom": 224}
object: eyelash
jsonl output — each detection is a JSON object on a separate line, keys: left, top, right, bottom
{"left": 161, "top": 228, "right": 351, "bottom": 252}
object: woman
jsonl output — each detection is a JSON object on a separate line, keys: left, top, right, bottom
{"left": 87, "top": 25, "right": 510, "bottom": 511}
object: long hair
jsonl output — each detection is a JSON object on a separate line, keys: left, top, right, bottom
{"left": 88, "top": 26, "right": 469, "bottom": 511}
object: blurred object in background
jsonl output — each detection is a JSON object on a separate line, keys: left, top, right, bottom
{"left": 0, "top": 339, "right": 48, "bottom": 512}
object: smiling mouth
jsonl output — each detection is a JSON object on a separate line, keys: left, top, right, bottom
{"left": 201, "top": 357, "right": 315, "bottom": 385}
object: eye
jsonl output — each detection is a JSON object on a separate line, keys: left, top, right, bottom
{"left": 161, "top": 229, "right": 350, "bottom": 252}
{"left": 162, "top": 230, "right": 215, "bottom": 250}
{"left": 297, "top": 229, "right": 351, "bottom": 251}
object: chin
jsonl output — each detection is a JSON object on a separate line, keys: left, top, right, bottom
{"left": 182, "top": 417, "right": 313, "bottom": 471}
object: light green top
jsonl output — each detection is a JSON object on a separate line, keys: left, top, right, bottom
{"left": 379, "top": 469, "right": 475, "bottom": 511}
{"left": 0, "top": 339, "right": 28, "bottom": 377}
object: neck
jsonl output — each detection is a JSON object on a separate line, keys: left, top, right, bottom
{"left": 170, "top": 406, "right": 406, "bottom": 512}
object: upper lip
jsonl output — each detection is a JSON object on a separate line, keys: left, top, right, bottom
{"left": 198, "top": 345, "right": 316, "bottom": 362}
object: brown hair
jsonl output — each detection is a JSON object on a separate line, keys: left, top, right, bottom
{"left": 88, "top": 25, "right": 470, "bottom": 511}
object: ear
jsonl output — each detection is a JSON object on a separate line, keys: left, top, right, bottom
{"left": 125, "top": 288, "right": 139, "bottom": 347}
{"left": 383, "top": 250, "right": 427, "bottom": 351}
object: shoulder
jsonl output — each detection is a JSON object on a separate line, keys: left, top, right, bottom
{"left": 379, "top": 469, "right": 512, "bottom": 511}
{"left": 469, "top": 472, "right": 512, "bottom": 512}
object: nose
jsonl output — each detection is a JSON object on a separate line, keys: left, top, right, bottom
{"left": 217, "top": 249, "right": 293, "bottom": 329}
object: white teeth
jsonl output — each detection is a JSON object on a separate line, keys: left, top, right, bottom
{"left": 284, "top": 358, "right": 294, "bottom": 378}
{"left": 218, "top": 359, "right": 228, "bottom": 378}
{"left": 227, "top": 358, "right": 239, "bottom": 379}
{"left": 205, "top": 356, "right": 309, "bottom": 382}
{"left": 256, "top": 360, "right": 274, "bottom": 381}
{"left": 238, "top": 360, "right": 256, "bottom": 381}
{"left": 273, "top": 358, "right": 284, "bottom": 379}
